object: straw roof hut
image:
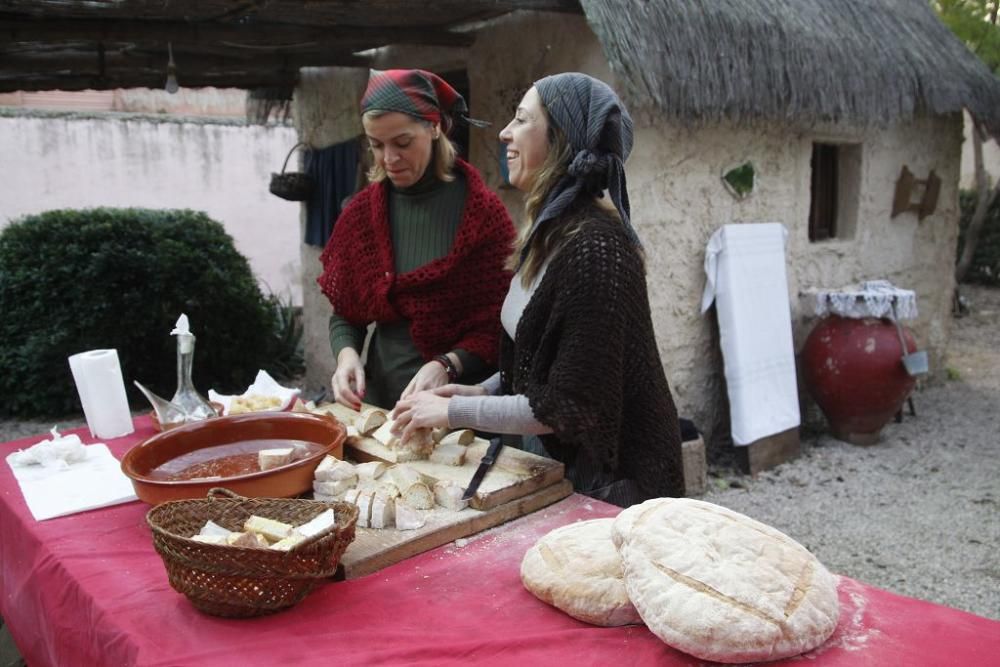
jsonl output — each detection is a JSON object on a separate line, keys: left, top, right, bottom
{"left": 580, "top": 0, "right": 1000, "bottom": 136}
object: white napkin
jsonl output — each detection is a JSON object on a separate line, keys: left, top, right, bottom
{"left": 6, "top": 442, "right": 138, "bottom": 521}
{"left": 209, "top": 369, "right": 300, "bottom": 415}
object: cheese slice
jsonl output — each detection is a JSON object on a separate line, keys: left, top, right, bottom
{"left": 244, "top": 515, "right": 294, "bottom": 542}
{"left": 198, "top": 520, "right": 234, "bottom": 538}
{"left": 297, "top": 508, "right": 336, "bottom": 537}
{"left": 270, "top": 531, "right": 308, "bottom": 551}
{"left": 258, "top": 447, "right": 294, "bottom": 471}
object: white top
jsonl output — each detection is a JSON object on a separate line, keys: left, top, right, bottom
{"left": 448, "top": 265, "right": 553, "bottom": 435}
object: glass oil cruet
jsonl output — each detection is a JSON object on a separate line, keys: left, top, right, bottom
{"left": 169, "top": 313, "right": 217, "bottom": 422}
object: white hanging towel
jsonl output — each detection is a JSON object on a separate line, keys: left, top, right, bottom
{"left": 701, "top": 223, "right": 800, "bottom": 445}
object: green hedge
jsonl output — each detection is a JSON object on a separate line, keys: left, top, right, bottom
{"left": 0, "top": 208, "right": 301, "bottom": 418}
{"left": 958, "top": 190, "right": 1000, "bottom": 286}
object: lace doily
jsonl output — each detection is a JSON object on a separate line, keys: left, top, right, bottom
{"left": 811, "top": 280, "right": 918, "bottom": 320}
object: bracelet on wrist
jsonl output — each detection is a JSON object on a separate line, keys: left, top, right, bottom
{"left": 433, "top": 354, "right": 459, "bottom": 383}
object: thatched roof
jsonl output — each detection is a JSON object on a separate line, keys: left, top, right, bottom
{"left": 580, "top": 0, "right": 1000, "bottom": 136}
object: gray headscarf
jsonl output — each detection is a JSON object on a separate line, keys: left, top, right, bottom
{"left": 520, "top": 73, "right": 638, "bottom": 266}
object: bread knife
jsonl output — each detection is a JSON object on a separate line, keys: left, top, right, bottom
{"left": 462, "top": 436, "right": 503, "bottom": 500}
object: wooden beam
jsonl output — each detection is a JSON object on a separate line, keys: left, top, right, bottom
{"left": 0, "top": 17, "right": 475, "bottom": 49}
{"left": 0, "top": 69, "right": 300, "bottom": 93}
{"left": 0, "top": 49, "right": 372, "bottom": 72}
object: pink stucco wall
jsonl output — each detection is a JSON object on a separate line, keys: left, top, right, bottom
{"left": 0, "top": 109, "right": 302, "bottom": 304}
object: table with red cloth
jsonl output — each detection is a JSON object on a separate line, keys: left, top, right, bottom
{"left": 1, "top": 417, "right": 998, "bottom": 667}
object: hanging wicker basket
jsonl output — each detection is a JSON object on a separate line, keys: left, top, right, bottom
{"left": 269, "top": 142, "right": 315, "bottom": 201}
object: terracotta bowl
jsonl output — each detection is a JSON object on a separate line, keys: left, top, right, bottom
{"left": 121, "top": 412, "right": 346, "bottom": 505}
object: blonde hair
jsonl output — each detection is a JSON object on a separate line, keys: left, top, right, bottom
{"left": 363, "top": 110, "right": 456, "bottom": 183}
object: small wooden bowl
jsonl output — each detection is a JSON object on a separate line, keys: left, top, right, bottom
{"left": 121, "top": 412, "right": 345, "bottom": 504}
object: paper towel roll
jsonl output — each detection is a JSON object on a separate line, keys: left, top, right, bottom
{"left": 68, "top": 349, "right": 135, "bottom": 440}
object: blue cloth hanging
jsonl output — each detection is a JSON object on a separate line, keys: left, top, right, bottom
{"left": 304, "top": 138, "right": 361, "bottom": 247}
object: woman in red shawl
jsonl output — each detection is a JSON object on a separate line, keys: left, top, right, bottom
{"left": 318, "top": 69, "right": 514, "bottom": 410}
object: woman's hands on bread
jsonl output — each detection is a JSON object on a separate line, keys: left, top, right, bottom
{"left": 399, "top": 360, "right": 450, "bottom": 400}
{"left": 391, "top": 383, "right": 485, "bottom": 442}
{"left": 332, "top": 347, "right": 366, "bottom": 410}
{"left": 391, "top": 391, "right": 451, "bottom": 443}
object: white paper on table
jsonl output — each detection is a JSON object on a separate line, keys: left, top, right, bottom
{"left": 209, "top": 369, "right": 300, "bottom": 415}
{"left": 6, "top": 444, "right": 138, "bottom": 521}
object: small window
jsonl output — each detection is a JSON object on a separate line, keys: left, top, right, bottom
{"left": 722, "top": 161, "right": 755, "bottom": 200}
{"left": 808, "top": 142, "right": 861, "bottom": 242}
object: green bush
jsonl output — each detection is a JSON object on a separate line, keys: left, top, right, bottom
{"left": 957, "top": 190, "right": 1000, "bottom": 286}
{"left": 0, "top": 208, "right": 300, "bottom": 418}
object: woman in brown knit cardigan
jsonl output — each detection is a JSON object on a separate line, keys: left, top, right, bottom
{"left": 393, "top": 73, "right": 684, "bottom": 506}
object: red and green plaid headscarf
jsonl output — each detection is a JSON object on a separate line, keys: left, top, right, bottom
{"left": 360, "top": 69, "right": 487, "bottom": 132}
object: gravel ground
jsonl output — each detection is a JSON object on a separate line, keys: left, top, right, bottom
{"left": 1, "top": 286, "right": 998, "bottom": 623}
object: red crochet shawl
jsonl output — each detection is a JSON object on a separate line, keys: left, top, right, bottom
{"left": 317, "top": 159, "right": 514, "bottom": 365}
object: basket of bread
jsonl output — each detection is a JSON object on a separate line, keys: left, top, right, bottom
{"left": 146, "top": 487, "right": 358, "bottom": 617}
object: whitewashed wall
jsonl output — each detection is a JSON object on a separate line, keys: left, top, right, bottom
{"left": 0, "top": 112, "right": 302, "bottom": 304}
{"left": 296, "top": 11, "right": 963, "bottom": 445}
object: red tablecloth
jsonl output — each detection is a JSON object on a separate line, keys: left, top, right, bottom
{"left": 1, "top": 418, "right": 998, "bottom": 666}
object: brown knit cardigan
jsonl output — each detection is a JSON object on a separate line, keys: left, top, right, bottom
{"left": 500, "top": 201, "right": 684, "bottom": 501}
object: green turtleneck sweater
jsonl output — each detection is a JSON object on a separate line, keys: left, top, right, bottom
{"left": 328, "top": 169, "right": 487, "bottom": 408}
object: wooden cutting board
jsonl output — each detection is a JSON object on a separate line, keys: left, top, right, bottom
{"left": 309, "top": 401, "right": 573, "bottom": 579}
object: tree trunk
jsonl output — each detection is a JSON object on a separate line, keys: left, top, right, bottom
{"left": 955, "top": 120, "right": 1000, "bottom": 283}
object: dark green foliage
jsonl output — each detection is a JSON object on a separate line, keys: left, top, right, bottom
{"left": 0, "top": 208, "right": 294, "bottom": 418}
{"left": 957, "top": 190, "right": 1000, "bottom": 286}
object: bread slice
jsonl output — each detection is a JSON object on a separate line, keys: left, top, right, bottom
{"left": 343, "top": 488, "right": 362, "bottom": 506}
{"left": 355, "top": 491, "right": 375, "bottom": 528}
{"left": 433, "top": 480, "right": 468, "bottom": 511}
{"left": 355, "top": 461, "right": 388, "bottom": 482}
{"left": 429, "top": 443, "right": 466, "bottom": 466}
{"left": 389, "top": 464, "right": 424, "bottom": 490}
{"left": 369, "top": 493, "right": 396, "bottom": 529}
{"left": 394, "top": 499, "right": 426, "bottom": 530}
{"left": 227, "top": 531, "right": 270, "bottom": 548}
{"left": 313, "top": 478, "right": 356, "bottom": 498}
{"left": 356, "top": 408, "right": 388, "bottom": 436}
{"left": 191, "top": 534, "right": 227, "bottom": 545}
{"left": 314, "top": 456, "right": 357, "bottom": 482}
{"left": 401, "top": 482, "right": 435, "bottom": 510}
{"left": 439, "top": 429, "right": 474, "bottom": 446}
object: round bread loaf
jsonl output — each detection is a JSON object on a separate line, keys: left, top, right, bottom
{"left": 613, "top": 498, "right": 840, "bottom": 663}
{"left": 520, "top": 518, "right": 643, "bottom": 626}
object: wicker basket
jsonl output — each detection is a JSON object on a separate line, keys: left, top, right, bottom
{"left": 146, "top": 488, "right": 358, "bottom": 618}
{"left": 269, "top": 142, "right": 314, "bottom": 201}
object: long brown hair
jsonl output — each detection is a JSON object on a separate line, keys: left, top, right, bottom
{"left": 362, "top": 110, "right": 457, "bottom": 183}
{"left": 508, "top": 113, "right": 595, "bottom": 287}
